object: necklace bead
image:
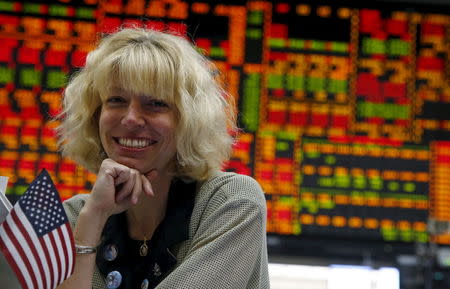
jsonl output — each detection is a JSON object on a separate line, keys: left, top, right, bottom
{"left": 140, "top": 241, "right": 149, "bottom": 256}
{"left": 129, "top": 210, "right": 152, "bottom": 257}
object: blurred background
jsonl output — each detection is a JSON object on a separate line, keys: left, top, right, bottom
{"left": 0, "top": 0, "right": 449, "bottom": 288}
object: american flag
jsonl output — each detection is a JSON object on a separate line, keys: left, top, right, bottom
{"left": 0, "top": 169, "right": 75, "bottom": 289}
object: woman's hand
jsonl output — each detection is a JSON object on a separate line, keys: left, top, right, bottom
{"left": 60, "top": 159, "right": 156, "bottom": 289}
{"left": 83, "top": 158, "right": 156, "bottom": 220}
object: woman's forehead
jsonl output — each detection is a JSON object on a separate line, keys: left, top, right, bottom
{"left": 108, "top": 86, "right": 161, "bottom": 100}
{"left": 109, "top": 86, "right": 128, "bottom": 94}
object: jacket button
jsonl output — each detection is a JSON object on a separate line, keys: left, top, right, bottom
{"left": 106, "top": 271, "right": 122, "bottom": 289}
{"left": 141, "top": 279, "right": 149, "bottom": 289}
{"left": 104, "top": 244, "right": 118, "bottom": 261}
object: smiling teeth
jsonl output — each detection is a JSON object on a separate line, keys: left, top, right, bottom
{"left": 118, "top": 138, "right": 152, "bottom": 148}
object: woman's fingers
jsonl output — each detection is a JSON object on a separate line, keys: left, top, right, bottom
{"left": 130, "top": 171, "right": 143, "bottom": 204}
{"left": 98, "top": 159, "right": 157, "bottom": 208}
{"left": 114, "top": 169, "right": 131, "bottom": 186}
{"left": 141, "top": 174, "right": 154, "bottom": 197}
{"left": 115, "top": 169, "right": 137, "bottom": 202}
{"left": 115, "top": 169, "right": 155, "bottom": 203}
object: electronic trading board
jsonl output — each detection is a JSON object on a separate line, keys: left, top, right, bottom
{"left": 0, "top": 0, "right": 449, "bottom": 253}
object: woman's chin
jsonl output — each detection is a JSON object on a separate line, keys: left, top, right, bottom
{"left": 111, "top": 157, "right": 149, "bottom": 173}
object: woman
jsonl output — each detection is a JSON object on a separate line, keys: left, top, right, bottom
{"left": 57, "top": 28, "right": 269, "bottom": 289}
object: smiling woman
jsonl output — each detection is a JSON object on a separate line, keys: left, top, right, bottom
{"left": 56, "top": 28, "right": 270, "bottom": 289}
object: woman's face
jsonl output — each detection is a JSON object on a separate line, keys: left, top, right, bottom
{"left": 99, "top": 87, "right": 177, "bottom": 175}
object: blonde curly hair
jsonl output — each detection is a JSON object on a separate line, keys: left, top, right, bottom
{"left": 57, "top": 28, "right": 237, "bottom": 181}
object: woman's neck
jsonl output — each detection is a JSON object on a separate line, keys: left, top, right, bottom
{"left": 126, "top": 174, "right": 172, "bottom": 241}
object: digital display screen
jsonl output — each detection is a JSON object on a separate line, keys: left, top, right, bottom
{"left": 0, "top": 0, "right": 449, "bottom": 245}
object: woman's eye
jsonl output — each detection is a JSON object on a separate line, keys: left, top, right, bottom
{"left": 148, "top": 100, "right": 168, "bottom": 107}
{"left": 106, "top": 96, "right": 125, "bottom": 103}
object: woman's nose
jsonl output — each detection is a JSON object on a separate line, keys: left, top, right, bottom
{"left": 121, "top": 102, "right": 146, "bottom": 128}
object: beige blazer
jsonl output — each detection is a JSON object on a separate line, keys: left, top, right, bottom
{"left": 63, "top": 171, "right": 270, "bottom": 289}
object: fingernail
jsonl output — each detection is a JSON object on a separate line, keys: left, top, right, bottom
{"left": 147, "top": 170, "right": 158, "bottom": 179}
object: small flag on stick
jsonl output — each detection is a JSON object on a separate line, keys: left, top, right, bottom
{"left": 0, "top": 169, "right": 75, "bottom": 289}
